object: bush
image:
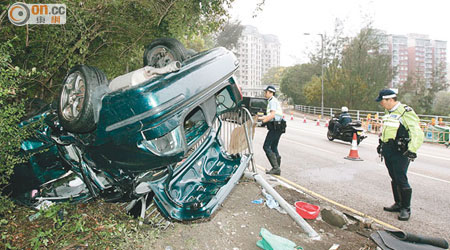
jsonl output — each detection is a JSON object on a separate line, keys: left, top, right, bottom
{"left": 0, "top": 39, "right": 34, "bottom": 214}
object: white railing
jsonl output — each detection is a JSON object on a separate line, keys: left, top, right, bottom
{"left": 293, "top": 104, "right": 450, "bottom": 126}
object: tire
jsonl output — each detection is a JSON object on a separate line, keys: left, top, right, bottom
{"left": 185, "top": 48, "right": 197, "bottom": 59}
{"left": 58, "top": 65, "right": 107, "bottom": 133}
{"left": 143, "top": 38, "right": 187, "bottom": 68}
{"left": 357, "top": 134, "right": 365, "bottom": 145}
{"left": 327, "top": 130, "right": 334, "bottom": 141}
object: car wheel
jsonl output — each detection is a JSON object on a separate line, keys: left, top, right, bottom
{"left": 143, "top": 38, "right": 187, "bottom": 68}
{"left": 58, "top": 65, "right": 107, "bottom": 133}
{"left": 327, "top": 130, "right": 334, "bottom": 141}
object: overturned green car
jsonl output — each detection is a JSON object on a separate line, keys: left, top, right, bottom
{"left": 7, "top": 38, "right": 254, "bottom": 221}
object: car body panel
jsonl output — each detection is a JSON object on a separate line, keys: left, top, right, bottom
{"left": 149, "top": 128, "right": 251, "bottom": 221}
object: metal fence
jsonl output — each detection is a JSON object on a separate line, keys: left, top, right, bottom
{"left": 293, "top": 105, "right": 450, "bottom": 126}
{"left": 216, "top": 107, "right": 256, "bottom": 171}
{"left": 293, "top": 104, "right": 450, "bottom": 146}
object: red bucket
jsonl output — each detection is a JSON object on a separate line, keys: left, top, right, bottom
{"left": 295, "top": 201, "right": 320, "bottom": 219}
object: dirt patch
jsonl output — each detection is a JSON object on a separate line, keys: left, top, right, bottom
{"left": 138, "top": 177, "right": 377, "bottom": 250}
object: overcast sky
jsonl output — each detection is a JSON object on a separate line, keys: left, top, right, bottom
{"left": 229, "top": 0, "right": 449, "bottom": 66}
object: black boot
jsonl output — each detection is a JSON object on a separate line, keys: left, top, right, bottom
{"left": 398, "top": 187, "right": 412, "bottom": 221}
{"left": 265, "top": 153, "right": 280, "bottom": 175}
{"left": 384, "top": 182, "right": 401, "bottom": 212}
{"left": 276, "top": 155, "right": 281, "bottom": 167}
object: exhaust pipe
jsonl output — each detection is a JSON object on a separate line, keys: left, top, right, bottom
{"left": 109, "top": 61, "right": 182, "bottom": 91}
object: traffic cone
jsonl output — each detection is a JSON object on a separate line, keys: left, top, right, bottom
{"left": 345, "top": 133, "right": 363, "bottom": 161}
{"left": 303, "top": 115, "right": 307, "bottom": 123}
{"left": 290, "top": 114, "right": 294, "bottom": 120}
{"left": 316, "top": 119, "right": 320, "bottom": 126}
{"left": 325, "top": 120, "right": 329, "bottom": 127}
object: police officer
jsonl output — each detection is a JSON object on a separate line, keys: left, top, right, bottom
{"left": 258, "top": 85, "right": 284, "bottom": 175}
{"left": 376, "top": 89, "right": 424, "bottom": 221}
{"left": 334, "top": 106, "right": 352, "bottom": 134}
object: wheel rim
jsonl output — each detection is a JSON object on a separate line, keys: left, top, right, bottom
{"left": 146, "top": 45, "right": 176, "bottom": 68}
{"left": 60, "top": 71, "right": 85, "bottom": 121}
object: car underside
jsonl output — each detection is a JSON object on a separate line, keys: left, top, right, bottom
{"left": 6, "top": 38, "right": 255, "bottom": 222}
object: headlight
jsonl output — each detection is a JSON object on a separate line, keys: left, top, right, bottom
{"left": 139, "top": 126, "right": 184, "bottom": 156}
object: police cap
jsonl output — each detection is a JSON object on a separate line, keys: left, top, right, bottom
{"left": 264, "top": 85, "right": 276, "bottom": 93}
{"left": 375, "top": 89, "right": 397, "bottom": 102}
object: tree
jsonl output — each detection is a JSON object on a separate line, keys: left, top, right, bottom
{"left": 303, "top": 23, "right": 392, "bottom": 110}
{"left": 0, "top": 39, "right": 36, "bottom": 213}
{"left": 262, "top": 66, "right": 285, "bottom": 86}
{"left": 302, "top": 75, "right": 322, "bottom": 106}
{"left": 1, "top": 0, "right": 235, "bottom": 101}
{"left": 214, "top": 20, "right": 244, "bottom": 50}
{"left": 399, "top": 62, "right": 448, "bottom": 114}
{"left": 433, "top": 91, "right": 450, "bottom": 116}
{"left": 279, "top": 63, "right": 320, "bottom": 105}
{"left": 339, "top": 27, "right": 392, "bottom": 109}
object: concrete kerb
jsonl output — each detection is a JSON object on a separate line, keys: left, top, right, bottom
{"left": 249, "top": 165, "right": 399, "bottom": 232}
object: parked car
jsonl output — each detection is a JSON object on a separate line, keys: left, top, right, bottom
{"left": 7, "top": 38, "right": 253, "bottom": 221}
{"left": 242, "top": 96, "right": 267, "bottom": 117}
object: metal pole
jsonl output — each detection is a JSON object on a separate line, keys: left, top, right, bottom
{"left": 320, "top": 34, "right": 324, "bottom": 118}
{"left": 244, "top": 172, "right": 321, "bottom": 240}
{"left": 303, "top": 32, "right": 324, "bottom": 117}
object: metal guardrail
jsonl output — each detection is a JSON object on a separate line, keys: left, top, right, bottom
{"left": 293, "top": 105, "right": 450, "bottom": 126}
{"left": 216, "top": 107, "right": 256, "bottom": 172}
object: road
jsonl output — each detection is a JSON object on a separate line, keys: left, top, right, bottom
{"left": 251, "top": 116, "right": 450, "bottom": 240}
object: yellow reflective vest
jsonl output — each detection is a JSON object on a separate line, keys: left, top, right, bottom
{"left": 381, "top": 102, "right": 424, "bottom": 153}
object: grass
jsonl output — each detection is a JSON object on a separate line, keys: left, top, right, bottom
{"left": 0, "top": 200, "right": 161, "bottom": 249}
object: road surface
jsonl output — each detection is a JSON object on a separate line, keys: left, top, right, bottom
{"left": 252, "top": 116, "right": 450, "bottom": 240}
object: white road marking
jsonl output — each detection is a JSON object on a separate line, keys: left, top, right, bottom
{"left": 378, "top": 164, "right": 450, "bottom": 183}
{"left": 283, "top": 138, "right": 337, "bottom": 155}
{"left": 419, "top": 153, "right": 450, "bottom": 161}
{"left": 287, "top": 126, "right": 450, "bottom": 161}
{"left": 409, "top": 171, "right": 450, "bottom": 184}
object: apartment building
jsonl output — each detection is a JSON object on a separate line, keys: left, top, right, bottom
{"left": 389, "top": 35, "right": 409, "bottom": 87}
{"left": 234, "top": 25, "right": 281, "bottom": 96}
{"left": 388, "top": 33, "right": 447, "bottom": 88}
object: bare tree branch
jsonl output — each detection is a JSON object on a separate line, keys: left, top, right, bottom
{"left": 157, "top": 0, "right": 177, "bottom": 26}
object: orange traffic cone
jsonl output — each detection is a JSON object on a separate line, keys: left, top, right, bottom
{"left": 345, "top": 133, "right": 363, "bottom": 161}
{"left": 316, "top": 119, "right": 320, "bottom": 126}
{"left": 303, "top": 115, "right": 307, "bottom": 123}
{"left": 325, "top": 120, "right": 329, "bottom": 127}
{"left": 290, "top": 114, "right": 294, "bottom": 120}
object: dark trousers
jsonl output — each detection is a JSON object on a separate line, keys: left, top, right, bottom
{"left": 263, "top": 129, "right": 282, "bottom": 163}
{"left": 333, "top": 123, "right": 342, "bottom": 134}
{"left": 382, "top": 143, "right": 411, "bottom": 189}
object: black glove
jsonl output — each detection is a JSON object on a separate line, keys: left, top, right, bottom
{"left": 403, "top": 150, "right": 417, "bottom": 161}
{"left": 377, "top": 144, "right": 382, "bottom": 154}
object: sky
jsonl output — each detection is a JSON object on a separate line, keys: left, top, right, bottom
{"left": 229, "top": 0, "right": 450, "bottom": 67}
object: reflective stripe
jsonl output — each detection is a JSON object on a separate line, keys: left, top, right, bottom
{"left": 381, "top": 112, "right": 402, "bottom": 142}
{"left": 383, "top": 94, "right": 397, "bottom": 99}
{"left": 383, "top": 121, "right": 400, "bottom": 128}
